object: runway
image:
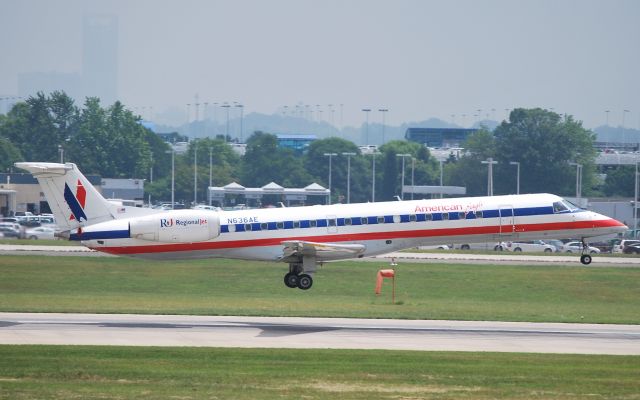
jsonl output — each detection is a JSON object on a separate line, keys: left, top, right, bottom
{"left": 4, "top": 244, "right": 640, "bottom": 266}
{"left": 1, "top": 313, "right": 639, "bottom": 355}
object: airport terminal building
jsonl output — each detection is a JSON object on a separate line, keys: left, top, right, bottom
{"left": 405, "top": 127, "right": 478, "bottom": 148}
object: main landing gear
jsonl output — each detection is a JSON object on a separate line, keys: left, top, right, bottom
{"left": 283, "top": 259, "right": 317, "bottom": 290}
{"left": 284, "top": 272, "right": 313, "bottom": 290}
{"left": 580, "top": 239, "right": 592, "bottom": 265}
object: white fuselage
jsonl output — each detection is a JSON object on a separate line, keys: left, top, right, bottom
{"left": 78, "top": 193, "right": 626, "bottom": 261}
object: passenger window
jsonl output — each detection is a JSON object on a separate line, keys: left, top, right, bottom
{"left": 310, "top": 220, "right": 317, "bottom": 227}
{"left": 425, "top": 214, "right": 432, "bottom": 221}
{"left": 344, "top": 218, "right": 352, "bottom": 226}
{"left": 228, "top": 225, "right": 236, "bottom": 232}
{"left": 328, "top": 219, "right": 336, "bottom": 226}
{"left": 277, "top": 222, "right": 284, "bottom": 229}
{"left": 475, "top": 211, "right": 483, "bottom": 218}
{"left": 361, "top": 217, "right": 368, "bottom": 224}
{"left": 245, "top": 224, "right": 252, "bottom": 231}
{"left": 293, "top": 221, "right": 300, "bottom": 229}
{"left": 377, "top": 216, "right": 385, "bottom": 224}
{"left": 260, "top": 223, "right": 268, "bottom": 230}
{"left": 458, "top": 212, "right": 465, "bottom": 219}
{"left": 409, "top": 214, "right": 417, "bottom": 222}
{"left": 442, "top": 213, "right": 449, "bottom": 220}
{"left": 393, "top": 215, "right": 401, "bottom": 223}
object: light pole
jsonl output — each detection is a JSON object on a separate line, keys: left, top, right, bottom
{"left": 324, "top": 153, "right": 337, "bottom": 204}
{"left": 481, "top": 158, "right": 498, "bottom": 196}
{"left": 221, "top": 103, "right": 230, "bottom": 142}
{"left": 236, "top": 104, "right": 244, "bottom": 142}
{"left": 396, "top": 153, "right": 411, "bottom": 199}
{"left": 605, "top": 110, "right": 610, "bottom": 126}
{"left": 166, "top": 149, "right": 175, "bottom": 209}
{"left": 379, "top": 108, "right": 388, "bottom": 145}
{"left": 635, "top": 162, "right": 638, "bottom": 236}
{"left": 193, "top": 140, "right": 198, "bottom": 205}
{"left": 328, "top": 104, "right": 334, "bottom": 126}
{"left": 58, "top": 145, "right": 64, "bottom": 163}
{"left": 439, "top": 160, "right": 444, "bottom": 198}
{"left": 509, "top": 161, "right": 520, "bottom": 194}
{"left": 368, "top": 152, "right": 377, "bottom": 202}
{"left": 209, "top": 147, "right": 213, "bottom": 206}
{"left": 410, "top": 157, "right": 415, "bottom": 200}
{"left": 569, "top": 162, "right": 583, "bottom": 200}
{"left": 362, "top": 108, "right": 371, "bottom": 145}
{"left": 342, "top": 152, "right": 356, "bottom": 203}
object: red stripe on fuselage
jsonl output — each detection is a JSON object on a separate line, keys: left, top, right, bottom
{"left": 96, "top": 218, "right": 623, "bottom": 256}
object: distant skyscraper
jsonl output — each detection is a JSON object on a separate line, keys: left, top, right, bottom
{"left": 83, "top": 15, "right": 118, "bottom": 105}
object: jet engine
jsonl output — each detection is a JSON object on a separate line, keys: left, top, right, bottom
{"left": 129, "top": 210, "right": 220, "bottom": 243}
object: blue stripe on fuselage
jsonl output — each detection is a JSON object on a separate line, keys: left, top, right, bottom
{"left": 70, "top": 229, "right": 130, "bottom": 241}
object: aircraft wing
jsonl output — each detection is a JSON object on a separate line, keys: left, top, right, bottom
{"left": 280, "top": 240, "right": 366, "bottom": 262}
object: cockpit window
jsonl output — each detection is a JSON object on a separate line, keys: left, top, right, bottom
{"left": 562, "top": 199, "right": 581, "bottom": 211}
{"left": 553, "top": 199, "right": 580, "bottom": 213}
{"left": 553, "top": 201, "right": 569, "bottom": 213}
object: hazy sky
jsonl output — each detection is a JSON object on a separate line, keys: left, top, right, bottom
{"left": 1, "top": 0, "right": 638, "bottom": 129}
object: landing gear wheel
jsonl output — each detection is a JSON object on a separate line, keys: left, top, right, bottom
{"left": 297, "top": 274, "right": 313, "bottom": 290}
{"left": 580, "top": 254, "right": 592, "bottom": 265}
{"left": 284, "top": 272, "right": 299, "bottom": 288}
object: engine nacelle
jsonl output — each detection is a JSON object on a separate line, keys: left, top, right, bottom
{"left": 129, "top": 210, "right": 220, "bottom": 243}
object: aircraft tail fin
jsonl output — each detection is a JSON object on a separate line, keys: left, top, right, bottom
{"left": 15, "top": 162, "right": 116, "bottom": 231}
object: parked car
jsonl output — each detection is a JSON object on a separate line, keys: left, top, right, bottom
{"left": 192, "top": 204, "right": 221, "bottom": 211}
{"left": 24, "top": 226, "right": 55, "bottom": 240}
{"left": 0, "top": 226, "right": 20, "bottom": 239}
{"left": 563, "top": 241, "right": 601, "bottom": 254}
{"left": 622, "top": 243, "right": 640, "bottom": 254}
{"left": 612, "top": 239, "right": 640, "bottom": 254}
{"left": 0, "top": 222, "right": 21, "bottom": 231}
{"left": 417, "top": 244, "right": 451, "bottom": 250}
{"left": 544, "top": 239, "right": 566, "bottom": 252}
{"left": 456, "top": 243, "right": 503, "bottom": 251}
{"left": 501, "top": 240, "right": 556, "bottom": 253}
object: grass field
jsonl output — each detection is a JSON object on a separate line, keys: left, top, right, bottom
{"left": 0, "top": 346, "right": 638, "bottom": 400}
{"left": 1, "top": 255, "right": 639, "bottom": 323}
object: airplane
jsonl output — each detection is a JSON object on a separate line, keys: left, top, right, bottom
{"left": 16, "top": 162, "right": 627, "bottom": 290}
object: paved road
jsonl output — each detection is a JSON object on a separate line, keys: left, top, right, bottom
{"left": 1, "top": 313, "right": 638, "bottom": 355}
{"left": 3, "top": 244, "right": 640, "bottom": 266}
{"left": 372, "top": 251, "right": 640, "bottom": 267}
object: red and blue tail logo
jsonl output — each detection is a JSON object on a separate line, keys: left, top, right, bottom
{"left": 64, "top": 180, "right": 88, "bottom": 222}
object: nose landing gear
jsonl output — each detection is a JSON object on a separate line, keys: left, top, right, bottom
{"left": 580, "top": 239, "right": 592, "bottom": 265}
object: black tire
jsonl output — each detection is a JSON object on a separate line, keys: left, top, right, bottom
{"left": 580, "top": 254, "right": 592, "bottom": 265}
{"left": 514, "top": 247, "right": 522, "bottom": 252}
{"left": 544, "top": 248, "right": 552, "bottom": 253}
{"left": 494, "top": 245, "right": 503, "bottom": 251}
{"left": 29, "top": 235, "right": 37, "bottom": 240}
{"left": 284, "top": 273, "right": 298, "bottom": 288}
{"left": 297, "top": 274, "right": 313, "bottom": 290}
{"left": 461, "top": 244, "right": 470, "bottom": 250}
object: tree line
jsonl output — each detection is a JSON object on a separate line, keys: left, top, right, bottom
{"left": 1, "top": 91, "right": 628, "bottom": 205}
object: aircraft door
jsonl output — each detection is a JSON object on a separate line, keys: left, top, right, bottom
{"left": 498, "top": 205, "right": 515, "bottom": 237}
